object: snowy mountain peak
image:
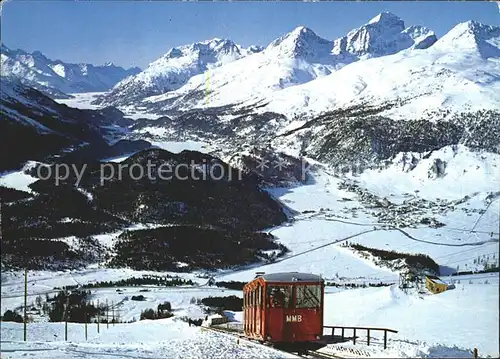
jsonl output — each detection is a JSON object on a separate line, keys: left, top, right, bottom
{"left": 31, "top": 50, "right": 48, "bottom": 59}
{"left": 332, "top": 12, "right": 436, "bottom": 58}
{"left": 434, "top": 20, "right": 500, "bottom": 58}
{"left": 269, "top": 25, "right": 326, "bottom": 47}
{"left": 160, "top": 38, "right": 241, "bottom": 61}
{"left": 291, "top": 25, "right": 315, "bottom": 36}
{"left": 266, "top": 25, "right": 333, "bottom": 59}
{"left": 368, "top": 11, "right": 404, "bottom": 28}
{"left": 93, "top": 37, "right": 250, "bottom": 106}
{"left": 158, "top": 38, "right": 242, "bottom": 64}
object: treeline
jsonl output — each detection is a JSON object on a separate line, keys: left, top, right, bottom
{"left": 349, "top": 243, "right": 440, "bottom": 274}
{"left": 109, "top": 226, "right": 288, "bottom": 271}
{"left": 452, "top": 266, "right": 500, "bottom": 276}
{"left": 1, "top": 183, "right": 125, "bottom": 270}
{"left": 325, "top": 282, "right": 392, "bottom": 288}
{"left": 200, "top": 295, "right": 243, "bottom": 312}
{"left": 139, "top": 301, "right": 173, "bottom": 321}
{"left": 46, "top": 290, "right": 103, "bottom": 323}
{"left": 4, "top": 182, "right": 126, "bottom": 240}
{"left": 0, "top": 186, "right": 31, "bottom": 203}
{"left": 55, "top": 275, "right": 195, "bottom": 290}
{"left": 214, "top": 281, "right": 246, "bottom": 290}
{"left": 1, "top": 310, "right": 24, "bottom": 323}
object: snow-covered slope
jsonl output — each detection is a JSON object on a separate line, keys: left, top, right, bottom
{"left": 94, "top": 38, "right": 257, "bottom": 106}
{"left": 0, "top": 318, "right": 295, "bottom": 359}
{"left": 0, "top": 44, "right": 140, "bottom": 98}
{"left": 143, "top": 12, "right": 436, "bottom": 111}
{"left": 263, "top": 21, "right": 500, "bottom": 120}
{"left": 323, "top": 282, "right": 499, "bottom": 358}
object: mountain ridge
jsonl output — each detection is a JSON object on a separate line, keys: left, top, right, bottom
{"left": 96, "top": 12, "right": 438, "bottom": 110}
{"left": 0, "top": 44, "right": 141, "bottom": 99}
{"left": 92, "top": 38, "right": 260, "bottom": 107}
{"left": 260, "top": 19, "right": 500, "bottom": 121}
{"left": 137, "top": 12, "right": 439, "bottom": 113}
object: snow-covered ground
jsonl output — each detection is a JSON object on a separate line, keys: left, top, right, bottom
{"left": 1, "top": 318, "right": 296, "bottom": 359}
{"left": 216, "top": 157, "right": 499, "bottom": 283}
{"left": 322, "top": 276, "right": 499, "bottom": 358}
{"left": 352, "top": 145, "right": 500, "bottom": 202}
{"left": 2, "top": 273, "right": 498, "bottom": 358}
{"left": 0, "top": 267, "right": 207, "bottom": 310}
{"left": 0, "top": 169, "right": 38, "bottom": 193}
{"left": 2, "top": 142, "right": 497, "bottom": 286}
{"left": 55, "top": 93, "right": 162, "bottom": 120}
{"left": 56, "top": 92, "right": 106, "bottom": 110}
{"left": 151, "top": 140, "right": 212, "bottom": 153}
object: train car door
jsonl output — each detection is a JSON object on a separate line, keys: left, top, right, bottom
{"left": 266, "top": 285, "right": 292, "bottom": 342}
{"left": 293, "top": 284, "right": 323, "bottom": 341}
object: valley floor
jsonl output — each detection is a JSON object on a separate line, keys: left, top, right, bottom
{"left": 2, "top": 94, "right": 499, "bottom": 358}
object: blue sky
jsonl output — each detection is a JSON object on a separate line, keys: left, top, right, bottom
{"left": 2, "top": 1, "right": 499, "bottom": 69}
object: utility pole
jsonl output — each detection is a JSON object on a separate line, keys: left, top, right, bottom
{"left": 64, "top": 293, "right": 69, "bottom": 341}
{"left": 24, "top": 267, "right": 27, "bottom": 341}
{"left": 106, "top": 299, "right": 109, "bottom": 329}
{"left": 97, "top": 300, "right": 100, "bottom": 333}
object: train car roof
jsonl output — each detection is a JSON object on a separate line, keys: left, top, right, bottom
{"left": 259, "top": 272, "right": 323, "bottom": 283}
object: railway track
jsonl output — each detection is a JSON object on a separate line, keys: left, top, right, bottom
{"left": 304, "top": 350, "right": 342, "bottom": 359}
{"left": 201, "top": 325, "right": 345, "bottom": 358}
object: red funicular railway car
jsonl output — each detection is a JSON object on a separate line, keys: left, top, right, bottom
{"left": 243, "top": 272, "right": 324, "bottom": 344}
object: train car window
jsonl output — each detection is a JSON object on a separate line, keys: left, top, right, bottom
{"left": 267, "top": 285, "right": 291, "bottom": 308}
{"left": 295, "top": 285, "right": 322, "bottom": 308}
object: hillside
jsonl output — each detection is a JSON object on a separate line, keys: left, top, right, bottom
{"left": 93, "top": 39, "right": 261, "bottom": 107}
{"left": 141, "top": 12, "right": 437, "bottom": 113}
{"left": 1, "top": 44, "right": 140, "bottom": 98}
{"left": 1, "top": 148, "right": 288, "bottom": 271}
{"left": 263, "top": 21, "right": 500, "bottom": 121}
{"left": 0, "top": 78, "right": 148, "bottom": 172}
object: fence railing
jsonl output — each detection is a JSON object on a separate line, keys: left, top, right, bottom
{"left": 323, "top": 325, "right": 398, "bottom": 349}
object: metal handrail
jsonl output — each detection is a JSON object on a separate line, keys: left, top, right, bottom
{"left": 323, "top": 325, "right": 398, "bottom": 349}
